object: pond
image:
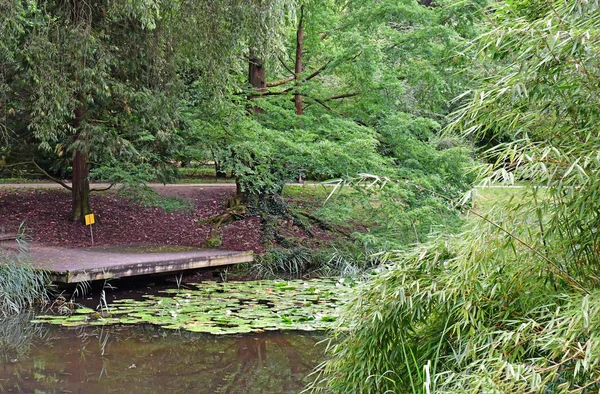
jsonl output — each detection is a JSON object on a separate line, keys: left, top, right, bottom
{"left": 0, "top": 279, "right": 352, "bottom": 392}
{"left": 0, "top": 317, "right": 325, "bottom": 393}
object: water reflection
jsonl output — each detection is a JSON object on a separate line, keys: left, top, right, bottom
{"left": 0, "top": 323, "right": 324, "bottom": 393}
{"left": 0, "top": 312, "right": 49, "bottom": 363}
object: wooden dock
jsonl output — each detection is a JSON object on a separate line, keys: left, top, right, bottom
{"left": 28, "top": 245, "right": 253, "bottom": 284}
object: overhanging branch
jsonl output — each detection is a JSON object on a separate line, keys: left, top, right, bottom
{"left": 33, "top": 160, "right": 73, "bottom": 191}
{"left": 91, "top": 183, "right": 115, "bottom": 192}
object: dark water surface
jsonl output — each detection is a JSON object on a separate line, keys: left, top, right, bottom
{"left": 0, "top": 315, "right": 325, "bottom": 393}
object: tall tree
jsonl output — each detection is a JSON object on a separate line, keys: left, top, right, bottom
{"left": 1, "top": 0, "right": 294, "bottom": 220}
{"left": 1, "top": 0, "right": 181, "bottom": 220}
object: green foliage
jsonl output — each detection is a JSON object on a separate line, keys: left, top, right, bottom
{"left": 313, "top": 0, "right": 600, "bottom": 392}
{"left": 450, "top": 0, "right": 600, "bottom": 283}
{"left": 310, "top": 222, "right": 600, "bottom": 393}
{"left": 0, "top": 0, "right": 296, "bottom": 208}
{"left": 318, "top": 171, "right": 471, "bottom": 250}
{"left": 184, "top": 96, "right": 385, "bottom": 197}
{"left": 181, "top": 0, "right": 483, "bottom": 205}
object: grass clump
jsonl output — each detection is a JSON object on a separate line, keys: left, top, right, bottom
{"left": 0, "top": 244, "right": 50, "bottom": 317}
{"left": 253, "top": 247, "right": 330, "bottom": 279}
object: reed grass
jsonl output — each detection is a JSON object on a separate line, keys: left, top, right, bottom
{"left": 0, "top": 242, "right": 50, "bottom": 317}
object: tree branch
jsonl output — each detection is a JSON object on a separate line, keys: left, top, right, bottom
{"left": 1, "top": 161, "right": 32, "bottom": 168}
{"left": 32, "top": 161, "right": 73, "bottom": 191}
{"left": 267, "top": 75, "right": 294, "bottom": 87}
{"left": 326, "top": 92, "right": 360, "bottom": 101}
{"left": 314, "top": 99, "right": 333, "bottom": 112}
{"left": 302, "top": 50, "right": 360, "bottom": 83}
{"left": 277, "top": 55, "right": 295, "bottom": 76}
{"left": 247, "top": 87, "right": 293, "bottom": 99}
{"left": 91, "top": 184, "right": 115, "bottom": 192}
{"left": 304, "top": 60, "right": 332, "bottom": 81}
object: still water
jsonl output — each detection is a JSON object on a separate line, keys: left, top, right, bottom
{"left": 0, "top": 314, "right": 324, "bottom": 393}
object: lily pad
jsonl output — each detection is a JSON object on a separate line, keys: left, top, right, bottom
{"left": 32, "top": 279, "right": 353, "bottom": 335}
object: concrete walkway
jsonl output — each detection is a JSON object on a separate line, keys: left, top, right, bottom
{"left": 28, "top": 244, "right": 253, "bottom": 284}
{"left": 0, "top": 182, "right": 237, "bottom": 189}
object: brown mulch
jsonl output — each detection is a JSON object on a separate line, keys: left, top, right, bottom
{"left": 0, "top": 187, "right": 267, "bottom": 254}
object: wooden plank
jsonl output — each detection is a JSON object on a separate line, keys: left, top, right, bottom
{"left": 29, "top": 246, "right": 253, "bottom": 284}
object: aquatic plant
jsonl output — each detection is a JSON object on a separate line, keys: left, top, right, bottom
{"left": 33, "top": 279, "right": 354, "bottom": 335}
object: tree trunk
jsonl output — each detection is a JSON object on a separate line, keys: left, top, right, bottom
{"left": 71, "top": 147, "right": 91, "bottom": 221}
{"left": 248, "top": 48, "right": 266, "bottom": 113}
{"left": 214, "top": 160, "right": 227, "bottom": 178}
{"left": 70, "top": 104, "right": 91, "bottom": 221}
{"left": 294, "top": 6, "right": 305, "bottom": 115}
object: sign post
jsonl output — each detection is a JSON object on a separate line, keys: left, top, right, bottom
{"left": 85, "top": 213, "right": 96, "bottom": 246}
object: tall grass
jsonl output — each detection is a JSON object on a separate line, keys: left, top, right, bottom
{"left": 253, "top": 247, "right": 329, "bottom": 278}
{"left": 0, "top": 242, "right": 50, "bottom": 317}
{"left": 309, "top": 216, "right": 600, "bottom": 392}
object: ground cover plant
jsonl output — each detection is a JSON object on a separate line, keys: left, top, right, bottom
{"left": 33, "top": 279, "right": 353, "bottom": 335}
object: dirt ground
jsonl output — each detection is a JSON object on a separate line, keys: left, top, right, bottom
{"left": 0, "top": 186, "right": 266, "bottom": 254}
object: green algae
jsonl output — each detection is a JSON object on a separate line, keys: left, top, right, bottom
{"left": 33, "top": 279, "right": 355, "bottom": 335}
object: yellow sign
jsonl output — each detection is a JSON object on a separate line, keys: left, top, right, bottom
{"left": 85, "top": 213, "right": 95, "bottom": 226}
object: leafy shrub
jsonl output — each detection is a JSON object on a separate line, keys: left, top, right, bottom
{"left": 312, "top": 0, "right": 600, "bottom": 390}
